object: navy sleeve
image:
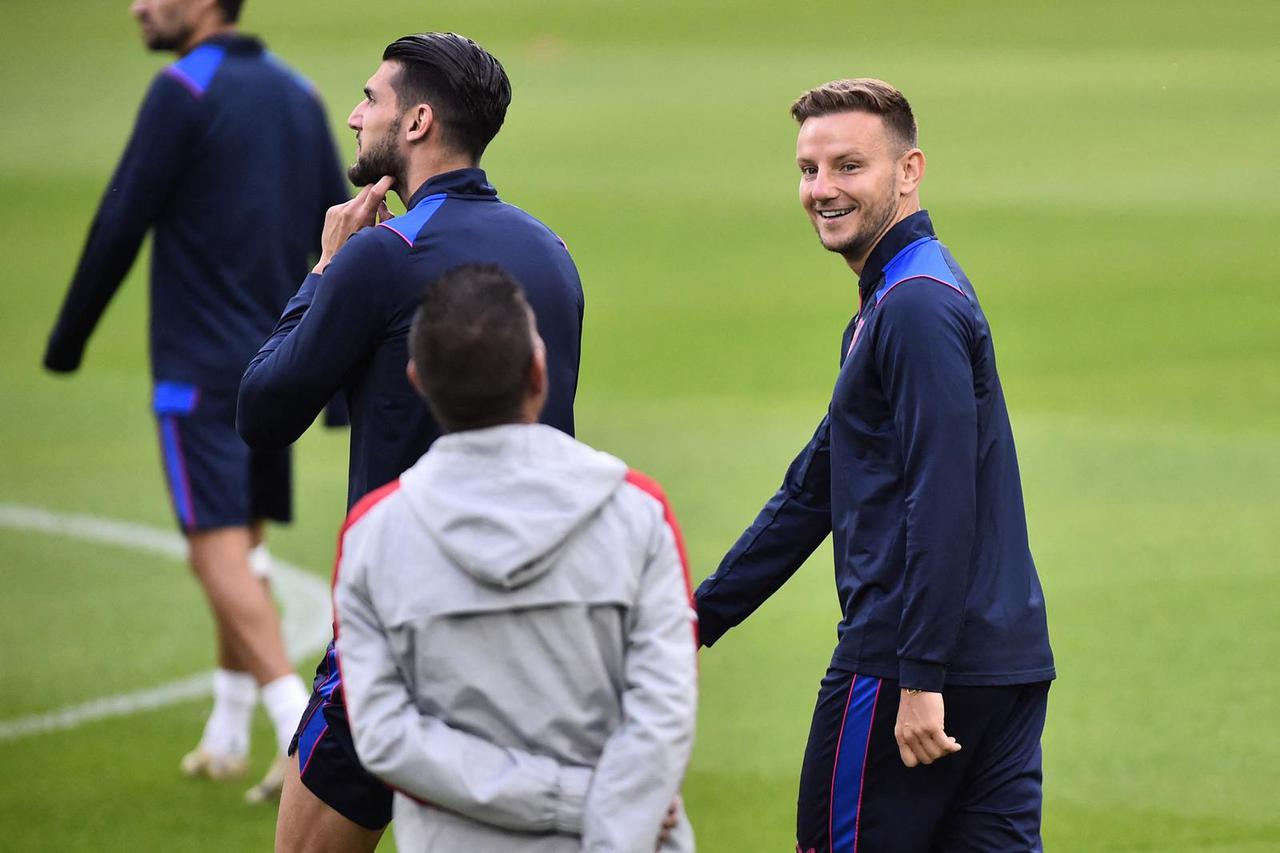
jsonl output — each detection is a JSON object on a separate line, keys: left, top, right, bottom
{"left": 237, "top": 231, "right": 391, "bottom": 448}
{"left": 694, "top": 415, "right": 833, "bottom": 647}
{"left": 874, "top": 279, "right": 978, "bottom": 691}
{"left": 309, "top": 104, "right": 354, "bottom": 429}
{"left": 44, "top": 74, "right": 198, "bottom": 372}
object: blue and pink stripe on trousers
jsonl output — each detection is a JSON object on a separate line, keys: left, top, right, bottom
{"left": 813, "top": 674, "right": 882, "bottom": 853}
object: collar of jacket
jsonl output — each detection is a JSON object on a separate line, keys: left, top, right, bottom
{"left": 858, "top": 209, "right": 936, "bottom": 303}
{"left": 194, "top": 32, "right": 264, "bottom": 56}
{"left": 406, "top": 168, "right": 498, "bottom": 208}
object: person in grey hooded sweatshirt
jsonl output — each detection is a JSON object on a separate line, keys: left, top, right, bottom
{"left": 333, "top": 263, "right": 699, "bottom": 852}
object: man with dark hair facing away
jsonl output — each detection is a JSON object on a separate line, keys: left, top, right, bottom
{"left": 238, "top": 33, "right": 589, "bottom": 852}
{"left": 694, "top": 79, "right": 1055, "bottom": 852}
{"left": 43, "top": 0, "right": 348, "bottom": 801}
{"left": 332, "top": 263, "right": 698, "bottom": 852}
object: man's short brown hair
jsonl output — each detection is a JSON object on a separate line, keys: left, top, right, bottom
{"left": 790, "top": 79, "right": 917, "bottom": 150}
{"left": 410, "top": 264, "right": 535, "bottom": 432}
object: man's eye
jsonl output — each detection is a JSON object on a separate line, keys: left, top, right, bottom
{"left": 800, "top": 166, "right": 817, "bottom": 176}
{"left": 840, "top": 163, "right": 859, "bottom": 172}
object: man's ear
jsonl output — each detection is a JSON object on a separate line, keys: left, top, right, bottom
{"left": 404, "top": 104, "right": 434, "bottom": 143}
{"left": 899, "top": 147, "right": 926, "bottom": 195}
{"left": 526, "top": 340, "right": 548, "bottom": 399}
{"left": 405, "top": 358, "right": 426, "bottom": 396}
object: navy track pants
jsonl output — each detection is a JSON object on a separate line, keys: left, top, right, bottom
{"left": 796, "top": 668, "right": 1049, "bottom": 853}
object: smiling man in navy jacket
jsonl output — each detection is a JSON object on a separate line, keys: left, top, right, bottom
{"left": 237, "top": 33, "right": 585, "bottom": 853}
{"left": 694, "top": 79, "right": 1055, "bottom": 852}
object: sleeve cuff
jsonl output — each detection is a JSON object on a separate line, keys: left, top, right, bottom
{"left": 552, "top": 765, "right": 592, "bottom": 835}
{"left": 43, "top": 334, "right": 83, "bottom": 373}
{"left": 296, "top": 272, "right": 323, "bottom": 299}
{"left": 693, "top": 590, "right": 727, "bottom": 648}
{"left": 278, "top": 273, "right": 323, "bottom": 317}
{"left": 43, "top": 350, "right": 81, "bottom": 373}
{"left": 898, "top": 659, "right": 946, "bottom": 692}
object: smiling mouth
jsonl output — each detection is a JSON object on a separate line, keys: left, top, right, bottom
{"left": 817, "top": 208, "right": 853, "bottom": 219}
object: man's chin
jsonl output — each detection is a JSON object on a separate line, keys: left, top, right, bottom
{"left": 347, "top": 165, "right": 376, "bottom": 187}
{"left": 348, "top": 161, "right": 395, "bottom": 188}
{"left": 139, "top": 23, "right": 190, "bottom": 52}
{"left": 818, "top": 232, "right": 855, "bottom": 255}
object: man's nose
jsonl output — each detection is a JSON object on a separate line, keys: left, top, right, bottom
{"left": 809, "top": 168, "right": 839, "bottom": 201}
{"left": 347, "top": 104, "right": 362, "bottom": 130}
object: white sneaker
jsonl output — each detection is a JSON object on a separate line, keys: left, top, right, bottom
{"left": 244, "top": 755, "right": 289, "bottom": 804}
{"left": 180, "top": 747, "right": 249, "bottom": 781}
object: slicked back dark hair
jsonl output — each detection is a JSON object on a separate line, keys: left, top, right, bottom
{"left": 411, "top": 264, "right": 535, "bottom": 432}
{"left": 382, "top": 32, "right": 512, "bottom": 162}
{"left": 215, "top": 0, "right": 245, "bottom": 23}
{"left": 791, "top": 78, "right": 918, "bottom": 151}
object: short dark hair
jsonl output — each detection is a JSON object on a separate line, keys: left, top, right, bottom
{"left": 382, "top": 33, "right": 512, "bottom": 162}
{"left": 410, "top": 264, "right": 535, "bottom": 432}
{"left": 790, "top": 78, "right": 917, "bottom": 150}
{"left": 215, "top": 0, "right": 244, "bottom": 23}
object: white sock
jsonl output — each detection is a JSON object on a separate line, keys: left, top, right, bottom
{"left": 261, "top": 673, "right": 310, "bottom": 755}
{"left": 199, "top": 669, "right": 257, "bottom": 757}
{"left": 248, "top": 543, "right": 272, "bottom": 580}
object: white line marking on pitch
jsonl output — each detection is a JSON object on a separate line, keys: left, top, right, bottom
{"left": 0, "top": 503, "right": 332, "bottom": 742}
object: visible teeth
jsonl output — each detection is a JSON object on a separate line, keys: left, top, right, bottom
{"left": 819, "top": 209, "right": 852, "bottom": 218}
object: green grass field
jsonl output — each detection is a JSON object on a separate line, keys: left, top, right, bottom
{"left": 3, "top": 1, "right": 1279, "bottom": 849}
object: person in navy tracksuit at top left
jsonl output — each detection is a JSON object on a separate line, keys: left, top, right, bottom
{"left": 42, "top": 0, "right": 347, "bottom": 801}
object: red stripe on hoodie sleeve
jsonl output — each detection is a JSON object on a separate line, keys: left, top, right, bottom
{"left": 330, "top": 479, "right": 403, "bottom": 593}
{"left": 331, "top": 475, "right": 403, "bottom": 661}
{"left": 625, "top": 469, "right": 698, "bottom": 646}
{"left": 327, "top": 477, "right": 432, "bottom": 806}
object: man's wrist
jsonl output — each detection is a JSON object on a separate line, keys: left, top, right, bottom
{"left": 898, "top": 658, "right": 946, "bottom": 693}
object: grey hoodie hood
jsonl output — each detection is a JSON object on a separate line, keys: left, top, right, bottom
{"left": 399, "top": 424, "right": 628, "bottom": 589}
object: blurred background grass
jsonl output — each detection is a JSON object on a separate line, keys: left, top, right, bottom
{"left": 1, "top": 1, "right": 1278, "bottom": 850}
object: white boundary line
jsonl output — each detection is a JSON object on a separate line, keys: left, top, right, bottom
{"left": 0, "top": 503, "right": 332, "bottom": 742}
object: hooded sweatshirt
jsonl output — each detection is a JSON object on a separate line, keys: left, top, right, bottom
{"left": 334, "top": 424, "right": 698, "bottom": 852}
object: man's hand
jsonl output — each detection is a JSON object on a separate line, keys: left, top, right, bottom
{"left": 894, "top": 689, "right": 961, "bottom": 767}
{"left": 312, "top": 175, "right": 395, "bottom": 274}
{"left": 656, "top": 795, "right": 681, "bottom": 850}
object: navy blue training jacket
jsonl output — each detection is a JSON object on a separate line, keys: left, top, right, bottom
{"left": 44, "top": 34, "right": 348, "bottom": 389}
{"left": 237, "top": 168, "right": 584, "bottom": 509}
{"left": 696, "top": 211, "right": 1054, "bottom": 692}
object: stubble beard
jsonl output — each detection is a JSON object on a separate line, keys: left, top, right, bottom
{"left": 818, "top": 182, "right": 900, "bottom": 263}
{"left": 142, "top": 21, "right": 193, "bottom": 52}
{"left": 348, "top": 116, "right": 406, "bottom": 189}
